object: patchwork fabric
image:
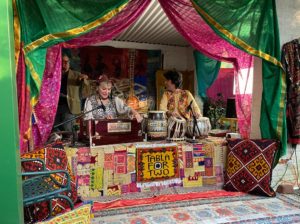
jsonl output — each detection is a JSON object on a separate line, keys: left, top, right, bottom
{"left": 77, "top": 147, "right": 92, "bottom": 165}
{"left": 64, "top": 137, "right": 226, "bottom": 200}
{"left": 104, "top": 153, "right": 114, "bottom": 170}
{"left": 107, "top": 185, "right": 121, "bottom": 196}
{"left": 90, "top": 167, "right": 103, "bottom": 191}
{"left": 193, "top": 145, "right": 205, "bottom": 172}
{"left": 224, "top": 139, "right": 279, "bottom": 197}
{"left": 127, "top": 154, "right": 136, "bottom": 173}
{"left": 78, "top": 175, "right": 90, "bottom": 186}
{"left": 21, "top": 142, "right": 77, "bottom": 222}
{"left": 177, "top": 143, "right": 184, "bottom": 169}
{"left": 136, "top": 145, "right": 179, "bottom": 182}
{"left": 184, "top": 151, "right": 193, "bottom": 168}
{"left": 183, "top": 176, "right": 202, "bottom": 187}
{"left": 114, "top": 151, "right": 127, "bottom": 174}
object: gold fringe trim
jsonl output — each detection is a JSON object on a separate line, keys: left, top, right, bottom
{"left": 191, "top": 1, "right": 282, "bottom": 68}
{"left": 23, "top": 50, "right": 41, "bottom": 106}
{"left": 23, "top": 2, "right": 128, "bottom": 54}
{"left": 13, "top": 0, "right": 21, "bottom": 68}
{"left": 276, "top": 70, "right": 286, "bottom": 138}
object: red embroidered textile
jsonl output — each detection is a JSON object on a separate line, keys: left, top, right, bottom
{"left": 21, "top": 142, "right": 77, "bottom": 222}
{"left": 224, "top": 139, "right": 279, "bottom": 197}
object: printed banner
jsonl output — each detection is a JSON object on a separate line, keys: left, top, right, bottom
{"left": 136, "top": 145, "right": 179, "bottom": 182}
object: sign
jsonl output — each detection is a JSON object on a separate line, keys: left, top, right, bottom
{"left": 136, "top": 145, "right": 179, "bottom": 182}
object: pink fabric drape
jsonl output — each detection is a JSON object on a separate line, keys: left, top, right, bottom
{"left": 30, "top": 0, "right": 151, "bottom": 149}
{"left": 207, "top": 68, "right": 234, "bottom": 101}
{"left": 158, "top": 0, "right": 253, "bottom": 138}
{"left": 63, "top": 0, "right": 151, "bottom": 48}
{"left": 32, "top": 45, "right": 62, "bottom": 148}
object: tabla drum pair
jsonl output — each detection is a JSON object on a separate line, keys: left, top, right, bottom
{"left": 186, "top": 117, "right": 211, "bottom": 138}
{"left": 167, "top": 116, "right": 186, "bottom": 141}
{"left": 167, "top": 116, "right": 211, "bottom": 141}
{"left": 147, "top": 111, "right": 167, "bottom": 140}
{"left": 147, "top": 112, "right": 186, "bottom": 141}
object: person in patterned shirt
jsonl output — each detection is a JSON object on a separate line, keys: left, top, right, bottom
{"left": 159, "top": 70, "right": 201, "bottom": 120}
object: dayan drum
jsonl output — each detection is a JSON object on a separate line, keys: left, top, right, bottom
{"left": 167, "top": 116, "right": 186, "bottom": 141}
{"left": 147, "top": 111, "right": 167, "bottom": 140}
{"left": 186, "top": 117, "right": 211, "bottom": 138}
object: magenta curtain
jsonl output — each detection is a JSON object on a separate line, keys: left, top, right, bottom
{"left": 63, "top": 0, "right": 150, "bottom": 48}
{"left": 30, "top": 0, "right": 151, "bottom": 149}
{"left": 207, "top": 68, "right": 234, "bottom": 101}
{"left": 158, "top": 0, "right": 253, "bottom": 138}
{"left": 32, "top": 45, "right": 62, "bottom": 148}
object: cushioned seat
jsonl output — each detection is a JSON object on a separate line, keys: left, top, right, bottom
{"left": 22, "top": 158, "right": 74, "bottom": 212}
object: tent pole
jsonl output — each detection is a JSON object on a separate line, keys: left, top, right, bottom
{"left": 0, "top": 0, "right": 23, "bottom": 223}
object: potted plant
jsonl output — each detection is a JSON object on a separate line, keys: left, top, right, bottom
{"left": 203, "top": 93, "right": 226, "bottom": 129}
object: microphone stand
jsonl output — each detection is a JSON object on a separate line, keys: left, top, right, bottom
{"left": 53, "top": 105, "right": 102, "bottom": 146}
{"left": 186, "top": 101, "right": 201, "bottom": 143}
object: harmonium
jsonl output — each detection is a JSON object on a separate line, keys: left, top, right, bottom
{"left": 79, "top": 119, "right": 143, "bottom": 146}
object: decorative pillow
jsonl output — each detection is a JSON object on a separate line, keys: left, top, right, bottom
{"left": 38, "top": 204, "right": 91, "bottom": 224}
{"left": 223, "top": 139, "right": 279, "bottom": 197}
{"left": 21, "top": 142, "right": 77, "bottom": 222}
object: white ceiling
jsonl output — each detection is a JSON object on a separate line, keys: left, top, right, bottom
{"left": 114, "top": 0, "right": 190, "bottom": 47}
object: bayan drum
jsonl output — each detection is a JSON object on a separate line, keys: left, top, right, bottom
{"left": 147, "top": 111, "right": 167, "bottom": 140}
{"left": 186, "top": 117, "right": 211, "bottom": 138}
{"left": 167, "top": 116, "right": 186, "bottom": 141}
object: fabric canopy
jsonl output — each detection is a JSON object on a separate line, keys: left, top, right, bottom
{"left": 191, "top": 0, "right": 287, "bottom": 164}
{"left": 16, "top": 0, "right": 129, "bottom": 106}
{"left": 158, "top": 0, "right": 253, "bottom": 139}
{"left": 15, "top": 0, "right": 285, "bottom": 165}
{"left": 15, "top": 0, "right": 151, "bottom": 151}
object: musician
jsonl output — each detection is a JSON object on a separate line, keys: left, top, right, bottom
{"left": 159, "top": 70, "right": 202, "bottom": 119}
{"left": 83, "top": 75, "right": 143, "bottom": 122}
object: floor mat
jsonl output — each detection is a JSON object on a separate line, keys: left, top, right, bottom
{"left": 92, "top": 190, "right": 244, "bottom": 210}
{"left": 92, "top": 193, "right": 300, "bottom": 224}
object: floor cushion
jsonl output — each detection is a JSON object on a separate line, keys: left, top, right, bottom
{"left": 223, "top": 139, "right": 279, "bottom": 197}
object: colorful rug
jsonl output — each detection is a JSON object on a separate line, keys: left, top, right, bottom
{"left": 92, "top": 193, "right": 300, "bottom": 223}
{"left": 92, "top": 190, "right": 244, "bottom": 210}
{"left": 65, "top": 138, "right": 227, "bottom": 200}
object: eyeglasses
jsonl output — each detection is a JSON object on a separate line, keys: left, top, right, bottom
{"left": 62, "top": 60, "right": 69, "bottom": 63}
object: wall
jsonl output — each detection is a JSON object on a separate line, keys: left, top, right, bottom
{"left": 250, "top": 57, "right": 262, "bottom": 139}
{"left": 97, "top": 40, "right": 194, "bottom": 71}
{"left": 276, "top": 0, "right": 300, "bottom": 47}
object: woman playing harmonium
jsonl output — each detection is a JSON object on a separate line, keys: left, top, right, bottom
{"left": 83, "top": 75, "right": 143, "bottom": 122}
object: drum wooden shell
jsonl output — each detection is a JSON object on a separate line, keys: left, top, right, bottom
{"left": 167, "top": 116, "right": 186, "bottom": 141}
{"left": 147, "top": 111, "right": 167, "bottom": 139}
{"left": 186, "top": 117, "right": 211, "bottom": 138}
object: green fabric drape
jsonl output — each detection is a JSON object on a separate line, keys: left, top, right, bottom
{"left": 194, "top": 50, "right": 221, "bottom": 99}
{"left": 191, "top": 0, "right": 286, "bottom": 165}
{"left": 16, "top": 0, "right": 129, "bottom": 105}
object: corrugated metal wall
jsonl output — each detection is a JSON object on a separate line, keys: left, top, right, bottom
{"left": 114, "top": 0, "right": 190, "bottom": 47}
